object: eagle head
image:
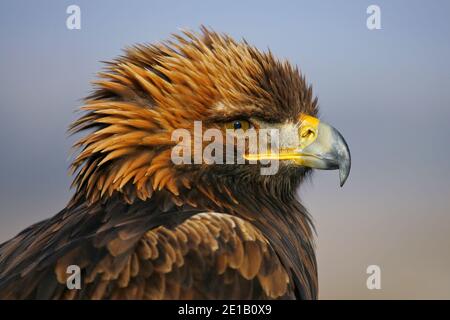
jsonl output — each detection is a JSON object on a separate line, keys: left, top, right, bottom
{"left": 69, "top": 27, "right": 350, "bottom": 208}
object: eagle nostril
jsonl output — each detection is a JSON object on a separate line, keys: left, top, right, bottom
{"left": 301, "top": 128, "right": 316, "bottom": 138}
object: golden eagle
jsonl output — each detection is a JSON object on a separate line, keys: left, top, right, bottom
{"left": 0, "top": 28, "right": 350, "bottom": 299}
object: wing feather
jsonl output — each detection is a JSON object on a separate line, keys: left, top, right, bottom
{"left": 0, "top": 205, "right": 293, "bottom": 299}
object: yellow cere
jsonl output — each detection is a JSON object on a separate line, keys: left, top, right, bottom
{"left": 244, "top": 114, "right": 321, "bottom": 162}
{"left": 298, "top": 114, "right": 320, "bottom": 149}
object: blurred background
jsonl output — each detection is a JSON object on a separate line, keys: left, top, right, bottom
{"left": 1, "top": 0, "right": 449, "bottom": 299}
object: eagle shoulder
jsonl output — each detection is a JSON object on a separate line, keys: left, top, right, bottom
{"left": 56, "top": 212, "right": 293, "bottom": 299}
{"left": 0, "top": 209, "right": 294, "bottom": 299}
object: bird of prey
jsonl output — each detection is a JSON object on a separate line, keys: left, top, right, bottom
{"left": 0, "top": 28, "right": 350, "bottom": 300}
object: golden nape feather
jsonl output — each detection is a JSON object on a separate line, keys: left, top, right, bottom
{"left": 68, "top": 28, "right": 317, "bottom": 205}
{"left": 0, "top": 27, "right": 351, "bottom": 300}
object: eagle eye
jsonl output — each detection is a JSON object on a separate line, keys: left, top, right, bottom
{"left": 224, "top": 120, "right": 252, "bottom": 131}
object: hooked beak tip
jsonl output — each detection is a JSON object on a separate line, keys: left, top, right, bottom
{"left": 338, "top": 147, "right": 351, "bottom": 187}
{"left": 339, "top": 166, "right": 349, "bottom": 187}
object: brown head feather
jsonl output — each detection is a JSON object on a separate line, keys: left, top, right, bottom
{"left": 69, "top": 27, "right": 317, "bottom": 205}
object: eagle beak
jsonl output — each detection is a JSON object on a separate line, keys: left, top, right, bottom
{"left": 295, "top": 115, "right": 351, "bottom": 187}
{"left": 245, "top": 115, "right": 351, "bottom": 186}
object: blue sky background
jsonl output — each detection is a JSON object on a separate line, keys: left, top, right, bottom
{"left": 1, "top": 0, "right": 450, "bottom": 298}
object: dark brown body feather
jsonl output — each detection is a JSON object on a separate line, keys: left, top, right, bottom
{"left": 0, "top": 186, "right": 316, "bottom": 299}
{"left": 0, "top": 28, "right": 318, "bottom": 299}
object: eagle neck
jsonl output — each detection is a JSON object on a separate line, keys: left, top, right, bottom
{"left": 192, "top": 177, "right": 318, "bottom": 299}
